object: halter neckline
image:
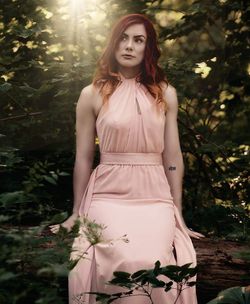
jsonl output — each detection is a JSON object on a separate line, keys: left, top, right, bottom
{"left": 118, "top": 71, "right": 141, "bottom": 82}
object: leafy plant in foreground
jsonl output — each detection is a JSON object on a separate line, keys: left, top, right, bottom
{"left": 206, "top": 286, "right": 250, "bottom": 304}
{"left": 81, "top": 261, "right": 197, "bottom": 304}
{"left": 67, "top": 217, "right": 197, "bottom": 304}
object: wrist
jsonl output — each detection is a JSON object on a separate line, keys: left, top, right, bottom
{"left": 71, "top": 211, "right": 79, "bottom": 217}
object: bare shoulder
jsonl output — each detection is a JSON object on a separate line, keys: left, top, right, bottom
{"left": 76, "top": 83, "right": 101, "bottom": 114}
{"left": 160, "top": 82, "right": 178, "bottom": 111}
{"left": 160, "top": 81, "right": 177, "bottom": 100}
{"left": 78, "top": 84, "right": 99, "bottom": 103}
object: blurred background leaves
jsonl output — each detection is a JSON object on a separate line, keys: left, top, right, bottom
{"left": 0, "top": 0, "right": 249, "bottom": 303}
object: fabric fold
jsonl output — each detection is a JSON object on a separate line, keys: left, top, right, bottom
{"left": 78, "top": 168, "right": 98, "bottom": 217}
{"left": 68, "top": 75, "right": 198, "bottom": 304}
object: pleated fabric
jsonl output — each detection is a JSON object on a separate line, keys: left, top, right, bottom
{"left": 68, "top": 74, "right": 197, "bottom": 304}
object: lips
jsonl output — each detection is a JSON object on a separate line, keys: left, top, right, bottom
{"left": 122, "top": 54, "right": 135, "bottom": 59}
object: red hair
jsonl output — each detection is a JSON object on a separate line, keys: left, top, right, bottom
{"left": 93, "top": 14, "right": 169, "bottom": 113}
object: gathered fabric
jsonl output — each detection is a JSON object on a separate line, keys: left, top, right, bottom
{"left": 68, "top": 75, "right": 197, "bottom": 304}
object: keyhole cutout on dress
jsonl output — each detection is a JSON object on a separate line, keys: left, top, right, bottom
{"left": 135, "top": 97, "right": 142, "bottom": 115}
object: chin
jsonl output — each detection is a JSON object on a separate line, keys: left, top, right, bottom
{"left": 119, "top": 63, "right": 137, "bottom": 68}
{"left": 117, "top": 60, "right": 141, "bottom": 68}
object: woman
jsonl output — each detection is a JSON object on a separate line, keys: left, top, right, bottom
{"left": 49, "top": 13, "right": 204, "bottom": 304}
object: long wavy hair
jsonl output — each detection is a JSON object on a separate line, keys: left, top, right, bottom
{"left": 93, "top": 14, "right": 169, "bottom": 113}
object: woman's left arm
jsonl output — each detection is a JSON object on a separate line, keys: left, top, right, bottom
{"left": 162, "top": 84, "right": 205, "bottom": 239}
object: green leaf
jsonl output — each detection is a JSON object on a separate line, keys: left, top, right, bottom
{"left": 43, "top": 176, "right": 57, "bottom": 185}
{"left": 0, "top": 82, "right": 12, "bottom": 92}
{"left": 164, "top": 265, "right": 182, "bottom": 272}
{"left": 58, "top": 171, "right": 70, "bottom": 176}
{"left": 49, "top": 212, "right": 68, "bottom": 224}
{"left": 54, "top": 89, "right": 69, "bottom": 97}
{"left": 37, "top": 262, "right": 69, "bottom": 277}
{"left": 19, "top": 83, "right": 37, "bottom": 93}
{"left": 113, "top": 271, "right": 131, "bottom": 279}
{"left": 15, "top": 28, "right": 35, "bottom": 38}
{"left": 151, "top": 279, "right": 166, "bottom": 288}
{"left": 0, "top": 215, "right": 11, "bottom": 222}
{"left": 0, "top": 191, "right": 24, "bottom": 205}
{"left": 164, "top": 281, "right": 173, "bottom": 292}
{"left": 207, "top": 286, "right": 250, "bottom": 304}
{"left": 0, "top": 271, "right": 17, "bottom": 282}
{"left": 131, "top": 269, "right": 147, "bottom": 279}
{"left": 153, "top": 260, "right": 161, "bottom": 275}
{"left": 108, "top": 276, "right": 134, "bottom": 289}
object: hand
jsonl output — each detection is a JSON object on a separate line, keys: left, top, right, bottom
{"left": 178, "top": 212, "right": 206, "bottom": 239}
{"left": 49, "top": 213, "right": 79, "bottom": 234}
{"left": 184, "top": 226, "right": 206, "bottom": 239}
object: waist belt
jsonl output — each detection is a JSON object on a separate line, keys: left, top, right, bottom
{"left": 100, "top": 152, "right": 163, "bottom": 165}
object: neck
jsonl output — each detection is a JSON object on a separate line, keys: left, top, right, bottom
{"left": 118, "top": 66, "right": 141, "bottom": 79}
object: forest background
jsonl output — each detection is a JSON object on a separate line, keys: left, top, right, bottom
{"left": 0, "top": 0, "right": 249, "bottom": 303}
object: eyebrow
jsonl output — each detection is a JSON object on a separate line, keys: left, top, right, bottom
{"left": 122, "top": 32, "right": 146, "bottom": 39}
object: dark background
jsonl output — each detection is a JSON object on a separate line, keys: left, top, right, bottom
{"left": 0, "top": 0, "right": 249, "bottom": 303}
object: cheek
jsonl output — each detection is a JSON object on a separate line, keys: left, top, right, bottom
{"left": 137, "top": 45, "right": 146, "bottom": 58}
{"left": 115, "top": 43, "right": 122, "bottom": 58}
{"left": 117, "top": 41, "right": 125, "bottom": 51}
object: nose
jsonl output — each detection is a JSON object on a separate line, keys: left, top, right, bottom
{"left": 125, "top": 39, "right": 133, "bottom": 51}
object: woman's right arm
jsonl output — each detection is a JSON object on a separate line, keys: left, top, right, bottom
{"left": 72, "top": 85, "right": 96, "bottom": 214}
{"left": 49, "top": 85, "right": 97, "bottom": 234}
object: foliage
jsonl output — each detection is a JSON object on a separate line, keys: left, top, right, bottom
{"left": 0, "top": 214, "right": 78, "bottom": 304}
{"left": 206, "top": 286, "right": 250, "bottom": 304}
{"left": 0, "top": 137, "right": 71, "bottom": 224}
{"left": 0, "top": 0, "right": 249, "bottom": 303}
{"left": 232, "top": 250, "right": 250, "bottom": 262}
{"left": 0, "top": 212, "right": 120, "bottom": 304}
{"left": 153, "top": 0, "right": 250, "bottom": 239}
{"left": 85, "top": 261, "right": 197, "bottom": 304}
{"left": 1, "top": 0, "right": 249, "bottom": 237}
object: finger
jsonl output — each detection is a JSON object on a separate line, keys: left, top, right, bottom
{"left": 193, "top": 232, "right": 206, "bottom": 238}
{"left": 49, "top": 223, "right": 63, "bottom": 227}
{"left": 49, "top": 225, "right": 60, "bottom": 234}
{"left": 50, "top": 227, "right": 58, "bottom": 232}
{"left": 49, "top": 224, "right": 59, "bottom": 229}
{"left": 198, "top": 234, "right": 206, "bottom": 238}
{"left": 51, "top": 229, "right": 59, "bottom": 234}
{"left": 188, "top": 230, "right": 201, "bottom": 239}
{"left": 188, "top": 229, "right": 205, "bottom": 238}
{"left": 190, "top": 234, "right": 200, "bottom": 239}
{"left": 192, "top": 232, "right": 205, "bottom": 239}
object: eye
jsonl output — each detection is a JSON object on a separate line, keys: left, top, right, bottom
{"left": 121, "top": 35, "right": 127, "bottom": 41}
{"left": 135, "top": 38, "right": 144, "bottom": 43}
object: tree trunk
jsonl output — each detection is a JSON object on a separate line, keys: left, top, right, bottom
{"left": 193, "top": 238, "right": 250, "bottom": 304}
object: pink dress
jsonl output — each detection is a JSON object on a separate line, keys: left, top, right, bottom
{"left": 68, "top": 74, "right": 197, "bottom": 304}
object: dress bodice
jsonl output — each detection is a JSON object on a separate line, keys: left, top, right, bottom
{"left": 96, "top": 76, "right": 166, "bottom": 153}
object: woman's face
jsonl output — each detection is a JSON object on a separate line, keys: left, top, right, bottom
{"left": 115, "top": 23, "right": 147, "bottom": 71}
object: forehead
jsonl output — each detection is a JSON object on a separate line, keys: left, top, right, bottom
{"left": 123, "top": 23, "right": 147, "bottom": 37}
